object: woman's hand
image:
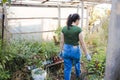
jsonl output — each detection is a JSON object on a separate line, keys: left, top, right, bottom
{"left": 86, "top": 53, "right": 91, "bottom": 61}
{"left": 58, "top": 50, "right": 64, "bottom": 59}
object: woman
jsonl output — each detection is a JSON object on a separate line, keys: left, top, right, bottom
{"left": 60, "top": 13, "right": 91, "bottom": 80}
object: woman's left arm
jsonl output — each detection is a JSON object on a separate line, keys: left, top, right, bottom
{"left": 60, "top": 33, "right": 64, "bottom": 52}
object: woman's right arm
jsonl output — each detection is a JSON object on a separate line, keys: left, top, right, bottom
{"left": 79, "top": 32, "right": 88, "bottom": 55}
{"left": 79, "top": 32, "right": 91, "bottom": 60}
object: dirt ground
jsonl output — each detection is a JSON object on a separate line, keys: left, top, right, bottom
{"left": 47, "top": 63, "right": 85, "bottom": 80}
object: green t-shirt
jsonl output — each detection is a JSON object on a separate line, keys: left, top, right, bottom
{"left": 62, "top": 25, "right": 82, "bottom": 46}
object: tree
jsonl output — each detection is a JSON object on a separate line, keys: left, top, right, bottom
{"left": 105, "top": 0, "right": 120, "bottom": 80}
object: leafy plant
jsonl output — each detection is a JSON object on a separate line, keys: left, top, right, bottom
{"left": 1, "top": 0, "right": 11, "bottom": 4}
{"left": 0, "top": 40, "right": 15, "bottom": 80}
{"left": 9, "top": 40, "right": 44, "bottom": 67}
{"left": 0, "top": 38, "right": 60, "bottom": 79}
{"left": 83, "top": 53, "right": 106, "bottom": 76}
{"left": 54, "top": 27, "right": 62, "bottom": 41}
{"left": 82, "top": 18, "right": 108, "bottom": 79}
{"left": 41, "top": 41, "right": 60, "bottom": 59}
{"left": 0, "top": 71, "right": 10, "bottom": 80}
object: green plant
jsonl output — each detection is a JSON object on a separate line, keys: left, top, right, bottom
{"left": 0, "top": 40, "right": 42, "bottom": 79}
{"left": 0, "top": 71, "right": 10, "bottom": 80}
{"left": 82, "top": 18, "right": 108, "bottom": 79}
{"left": 9, "top": 40, "right": 44, "bottom": 67}
{"left": 55, "top": 27, "right": 62, "bottom": 41}
{"left": 1, "top": 0, "right": 11, "bottom": 4}
{"left": 0, "top": 34, "right": 1, "bottom": 39}
{"left": 84, "top": 53, "right": 105, "bottom": 75}
{"left": 81, "top": 50, "right": 106, "bottom": 80}
{"left": 0, "top": 40, "right": 15, "bottom": 80}
{"left": 0, "top": 39, "right": 60, "bottom": 79}
{"left": 41, "top": 41, "right": 60, "bottom": 59}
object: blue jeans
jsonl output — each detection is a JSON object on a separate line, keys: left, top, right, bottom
{"left": 63, "top": 44, "right": 81, "bottom": 80}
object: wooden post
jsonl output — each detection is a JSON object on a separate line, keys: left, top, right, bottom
{"left": 2, "top": 3, "right": 9, "bottom": 41}
{"left": 1, "top": 3, "right": 6, "bottom": 48}
{"left": 86, "top": 7, "right": 89, "bottom": 31}
{"left": 58, "top": 4, "right": 61, "bottom": 27}
{"left": 2, "top": 15, "right": 4, "bottom": 41}
{"left": 1, "top": 14, "right": 5, "bottom": 48}
{"left": 77, "top": 5, "right": 79, "bottom": 13}
{"left": 1, "top": 4, "right": 6, "bottom": 43}
{"left": 81, "top": 0, "right": 84, "bottom": 28}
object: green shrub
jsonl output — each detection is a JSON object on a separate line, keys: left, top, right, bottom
{"left": 0, "top": 71, "right": 10, "bottom": 80}
{"left": 54, "top": 27, "right": 62, "bottom": 41}
{"left": 82, "top": 18, "right": 108, "bottom": 79}
{"left": 0, "top": 40, "right": 14, "bottom": 80}
{"left": 41, "top": 41, "right": 60, "bottom": 59}
{"left": 0, "top": 39, "right": 60, "bottom": 79}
